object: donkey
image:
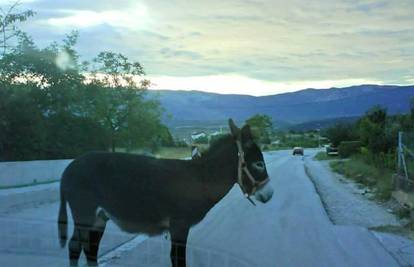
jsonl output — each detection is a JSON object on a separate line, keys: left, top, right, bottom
{"left": 58, "top": 119, "right": 274, "bottom": 267}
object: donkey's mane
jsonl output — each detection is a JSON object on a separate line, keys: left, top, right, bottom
{"left": 194, "top": 134, "right": 235, "bottom": 164}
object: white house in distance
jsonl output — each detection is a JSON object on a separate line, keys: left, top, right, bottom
{"left": 191, "top": 131, "right": 207, "bottom": 141}
{"left": 271, "top": 140, "right": 280, "bottom": 145}
{"left": 210, "top": 131, "right": 222, "bottom": 137}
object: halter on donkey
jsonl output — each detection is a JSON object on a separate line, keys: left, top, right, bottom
{"left": 58, "top": 119, "right": 273, "bottom": 267}
{"left": 233, "top": 128, "right": 270, "bottom": 205}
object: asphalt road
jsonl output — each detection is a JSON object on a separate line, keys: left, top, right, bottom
{"left": 0, "top": 150, "right": 402, "bottom": 266}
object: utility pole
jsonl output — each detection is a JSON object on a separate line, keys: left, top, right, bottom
{"left": 398, "top": 131, "right": 402, "bottom": 171}
{"left": 398, "top": 131, "right": 409, "bottom": 180}
{"left": 317, "top": 128, "right": 321, "bottom": 149}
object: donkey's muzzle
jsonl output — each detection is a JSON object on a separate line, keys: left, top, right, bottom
{"left": 254, "top": 180, "right": 273, "bottom": 203}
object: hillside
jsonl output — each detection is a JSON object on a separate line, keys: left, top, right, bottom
{"left": 147, "top": 85, "right": 414, "bottom": 128}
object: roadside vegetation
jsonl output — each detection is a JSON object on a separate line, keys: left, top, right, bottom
{"left": 315, "top": 104, "right": 414, "bottom": 239}
{"left": 314, "top": 151, "right": 336, "bottom": 161}
{"left": 321, "top": 105, "right": 414, "bottom": 202}
{"left": 312, "top": 105, "right": 414, "bottom": 240}
{"left": 330, "top": 156, "right": 394, "bottom": 200}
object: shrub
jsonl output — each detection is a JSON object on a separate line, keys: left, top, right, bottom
{"left": 359, "top": 149, "right": 396, "bottom": 170}
{"left": 324, "top": 122, "right": 358, "bottom": 147}
{"left": 396, "top": 206, "right": 411, "bottom": 219}
{"left": 314, "top": 151, "right": 335, "bottom": 160}
{"left": 338, "top": 141, "right": 361, "bottom": 158}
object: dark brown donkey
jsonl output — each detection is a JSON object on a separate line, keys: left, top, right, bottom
{"left": 58, "top": 119, "right": 274, "bottom": 266}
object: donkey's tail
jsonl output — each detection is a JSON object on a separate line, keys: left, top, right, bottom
{"left": 58, "top": 189, "right": 68, "bottom": 248}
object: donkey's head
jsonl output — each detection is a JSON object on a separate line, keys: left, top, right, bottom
{"left": 228, "top": 119, "right": 274, "bottom": 204}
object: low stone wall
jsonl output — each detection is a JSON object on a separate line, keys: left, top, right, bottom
{"left": 0, "top": 183, "right": 60, "bottom": 212}
{"left": 0, "top": 159, "right": 72, "bottom": 188}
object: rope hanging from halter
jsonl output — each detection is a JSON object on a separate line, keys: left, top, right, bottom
{"left": 234, "top": 137, "right": 269, "bottom": 206}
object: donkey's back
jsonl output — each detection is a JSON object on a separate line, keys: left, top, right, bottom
{"left": 61, "top": 151, "right": 173, "bottom": 203}
{"left": 61, "top": 151, "right": 198, "bottom": 229}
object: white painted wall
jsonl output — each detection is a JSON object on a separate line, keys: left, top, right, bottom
{"left": 0, "top": 159, "right": 72, "bottom": 187}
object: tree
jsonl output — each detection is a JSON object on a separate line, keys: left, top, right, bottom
{"left": 365, "top": 105, "right": 387, "bottom": 127}
{"left": 156, "top": 125, "right": 175, "bottom": 147}
{"left": 0, "top": 81, "right": 52, "bottom": 160}
{"left": 0, "top": 1, "right": 34, "bottom": 56}
{"left": 0, "top": 31, "right": 84, "bottom": 109}
{"left": 324, "top": 123, "right": 358, "bottom": 147}
{"left": 410, "top": 97, "right": 414, "bottom": 121}
{"left": 0, "top": 33, "right": 110, "bottom": 160}
{"left": 87, "top": 52, "right": 163, "bottom": 152}
{"left": 358, "top": 106, "right": 392, "bottom": 154}
{"left": 0, "top": 26, "right": 166, "bottom": 159}
{"left": 90, "top": 51, "right": 149, "bottom": 88}
{"left": 245, "top": 114, "right": 273, "bottom": 143}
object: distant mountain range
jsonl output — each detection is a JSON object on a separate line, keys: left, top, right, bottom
{"left": 147, "top": 84, "right": 414, "bottom": 129}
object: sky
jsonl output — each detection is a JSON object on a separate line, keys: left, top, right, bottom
{"left": 2, "top": 0, "right": 414, "bottom": 96}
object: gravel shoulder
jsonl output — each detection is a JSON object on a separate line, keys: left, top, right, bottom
{"left": 304, "top": 154, "right": 414, "bottom": 266}
{"left": 304, "top": 157, "right": 400, "bottom": 228}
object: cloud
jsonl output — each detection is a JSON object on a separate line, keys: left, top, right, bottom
{"left": 160, "top": 48, "right": 202, "bottom": 60}
{"left": 0, "top": 0, "right": 37, "bottom": 4}
{"left": 8, "top": 0, "right": 414, "bottom": 94}
{"left": 44, "top": 4, "right": 148, "bottom": 30}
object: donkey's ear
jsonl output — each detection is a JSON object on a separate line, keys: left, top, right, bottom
{"left": 241, "top": 124, "right": 254, "bottom": 141}
{"left": 228, "top": 118, "right": 240, "bottom": 137}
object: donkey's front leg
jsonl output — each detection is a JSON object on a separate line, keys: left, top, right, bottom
{"left": 170, "top": 220, "right": 190, "bottom": 267}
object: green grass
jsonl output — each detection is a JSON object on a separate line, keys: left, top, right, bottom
{"left": 154, "top": 147, "right": 192, "bottom": 159}
{"left": 116, "top": 146, "right": 193, "bottom": 159}
{"left": 329, "top": 156, "right": 393, "bottom": 200}
{"left": 314, "top": 151, "right": 337, "bottom": 161}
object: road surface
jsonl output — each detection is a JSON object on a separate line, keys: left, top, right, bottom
{"left": 0, "top": 150, "right": 403, "bottom": 266}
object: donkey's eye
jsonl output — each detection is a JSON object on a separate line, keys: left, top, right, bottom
{"left": 252, "top": 161, "right": 266, "bottom": 172}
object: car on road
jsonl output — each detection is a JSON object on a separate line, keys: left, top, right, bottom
{"left": 292, "top": 147, "right": 304, "bottom": 156}
{"left": 325, "top": 145, "right": 339, "bottom": 156}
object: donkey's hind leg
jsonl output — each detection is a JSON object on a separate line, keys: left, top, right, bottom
{"left": 68, "top": 200, "right": 99, "bottom": 266}
{"left": 84, "top": 210, "right": 109, "bottom": 266}
{"left": 68, "top": 226, "right": 82, "bottom": 266}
